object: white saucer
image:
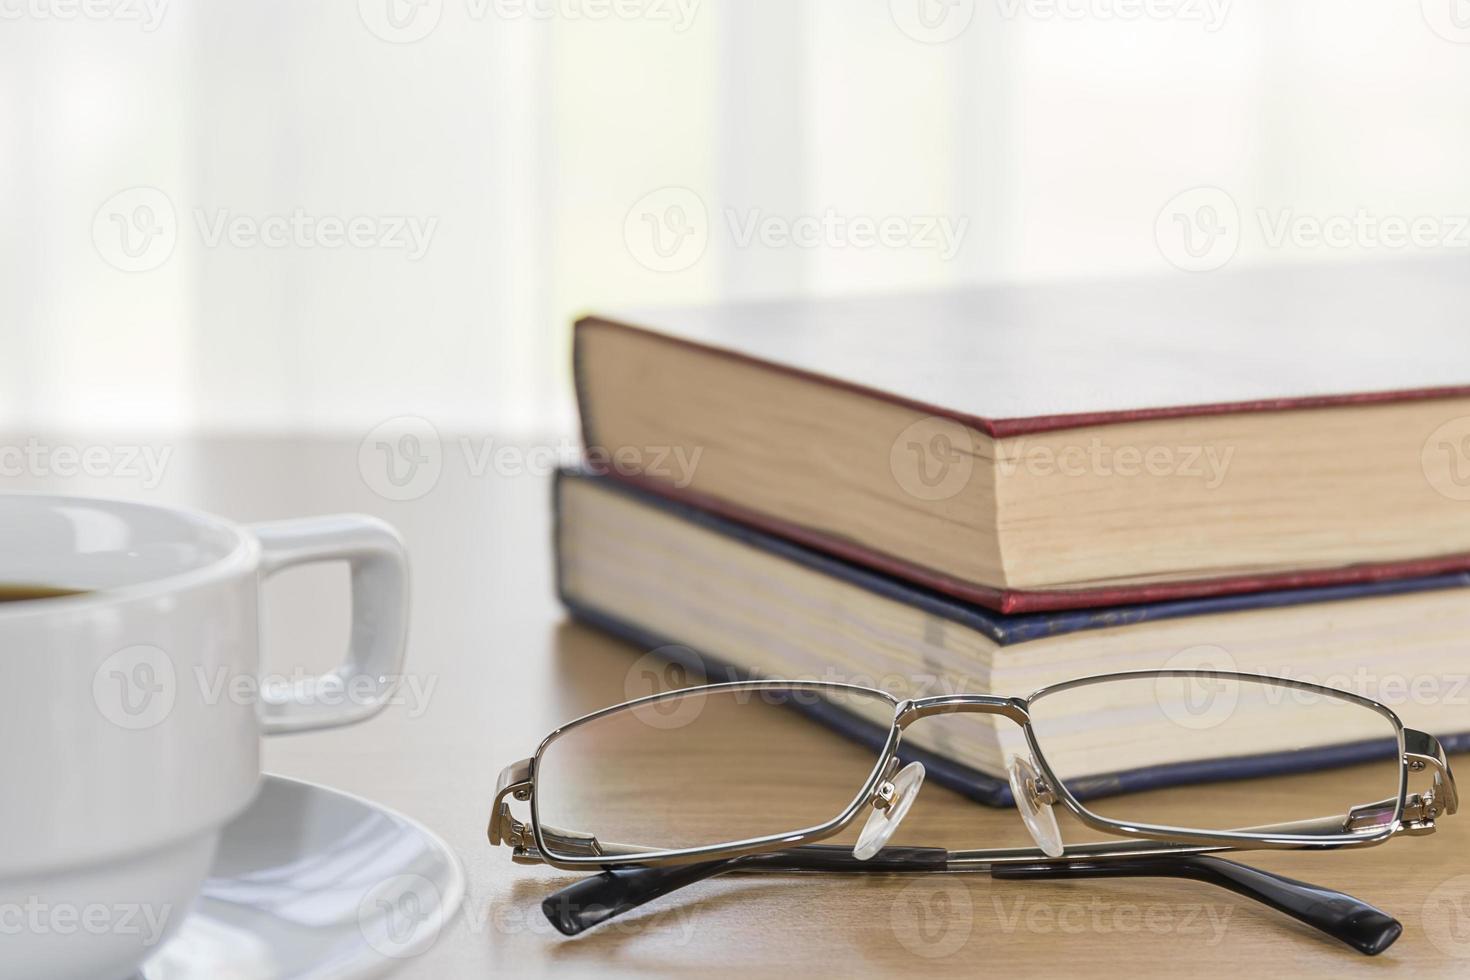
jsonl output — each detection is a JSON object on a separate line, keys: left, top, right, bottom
{"left": 139, "top": 774, "right": 464, "bottom": 980}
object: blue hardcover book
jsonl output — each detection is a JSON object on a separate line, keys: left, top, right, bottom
{"left": 555, "top": 469, "right": 1470, "bottom": 807}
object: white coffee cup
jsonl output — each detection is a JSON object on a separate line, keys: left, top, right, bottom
{"left": 0, "top": 494, "right": 410, "bottom": 980}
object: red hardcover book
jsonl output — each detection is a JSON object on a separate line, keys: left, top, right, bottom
{"left": 574, "top": 257, "right": 1470, "bottom": 612}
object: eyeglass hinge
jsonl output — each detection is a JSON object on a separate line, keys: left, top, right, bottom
{"left": 1401, "top": 731, "right": 1458, "bottom": 834}
{"left": 1400, "top": 792, "right": 1445, "bottom": 834}
{"left": 490, "top": 801, "right": 534, "bottom": 848}
{"left": 488, "top": 758, "right": 534, "bottom": 849}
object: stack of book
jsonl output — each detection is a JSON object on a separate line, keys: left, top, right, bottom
{"left": 556, "top": 258, "right": 1470, "bottom": 804}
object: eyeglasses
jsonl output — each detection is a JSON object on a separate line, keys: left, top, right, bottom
{"left": 487, "top": 670, "right": 1458, "bottom": 955}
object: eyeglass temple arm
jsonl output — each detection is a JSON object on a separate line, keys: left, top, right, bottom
{"left": 541, "top": 845, "right": 947, "bottom": 937}
{"left": 540, "top": 845, "right": 1401, "bottom": 954}
{"left": 992, "top": 856, "right": 1400, "bottom": 956}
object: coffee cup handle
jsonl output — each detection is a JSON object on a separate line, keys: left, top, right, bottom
{"left": 248, "top": 515, "right": 410, "bottom": 735}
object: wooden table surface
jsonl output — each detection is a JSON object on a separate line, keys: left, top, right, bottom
{"left": 6, "top": 433, "right": 1468, "bottom": 978}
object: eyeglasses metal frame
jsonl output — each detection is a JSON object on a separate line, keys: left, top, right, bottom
{"left": 489, "top": 669, "right": 1457, "bottom": 872}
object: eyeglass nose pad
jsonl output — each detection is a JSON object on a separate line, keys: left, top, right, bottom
{"left": 853, "top": 761, "right": 925, "bottom": 860}
{"left": 1008, "top": 755, "right": 1064, "bottom": 858}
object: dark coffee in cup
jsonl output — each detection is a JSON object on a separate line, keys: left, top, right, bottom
{"left": 0, "top": 584, "right": 87, "bottom": 603}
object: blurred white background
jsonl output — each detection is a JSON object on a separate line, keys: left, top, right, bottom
{"left": 3, "top": 0, "right": 1469, "bottom": 436}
